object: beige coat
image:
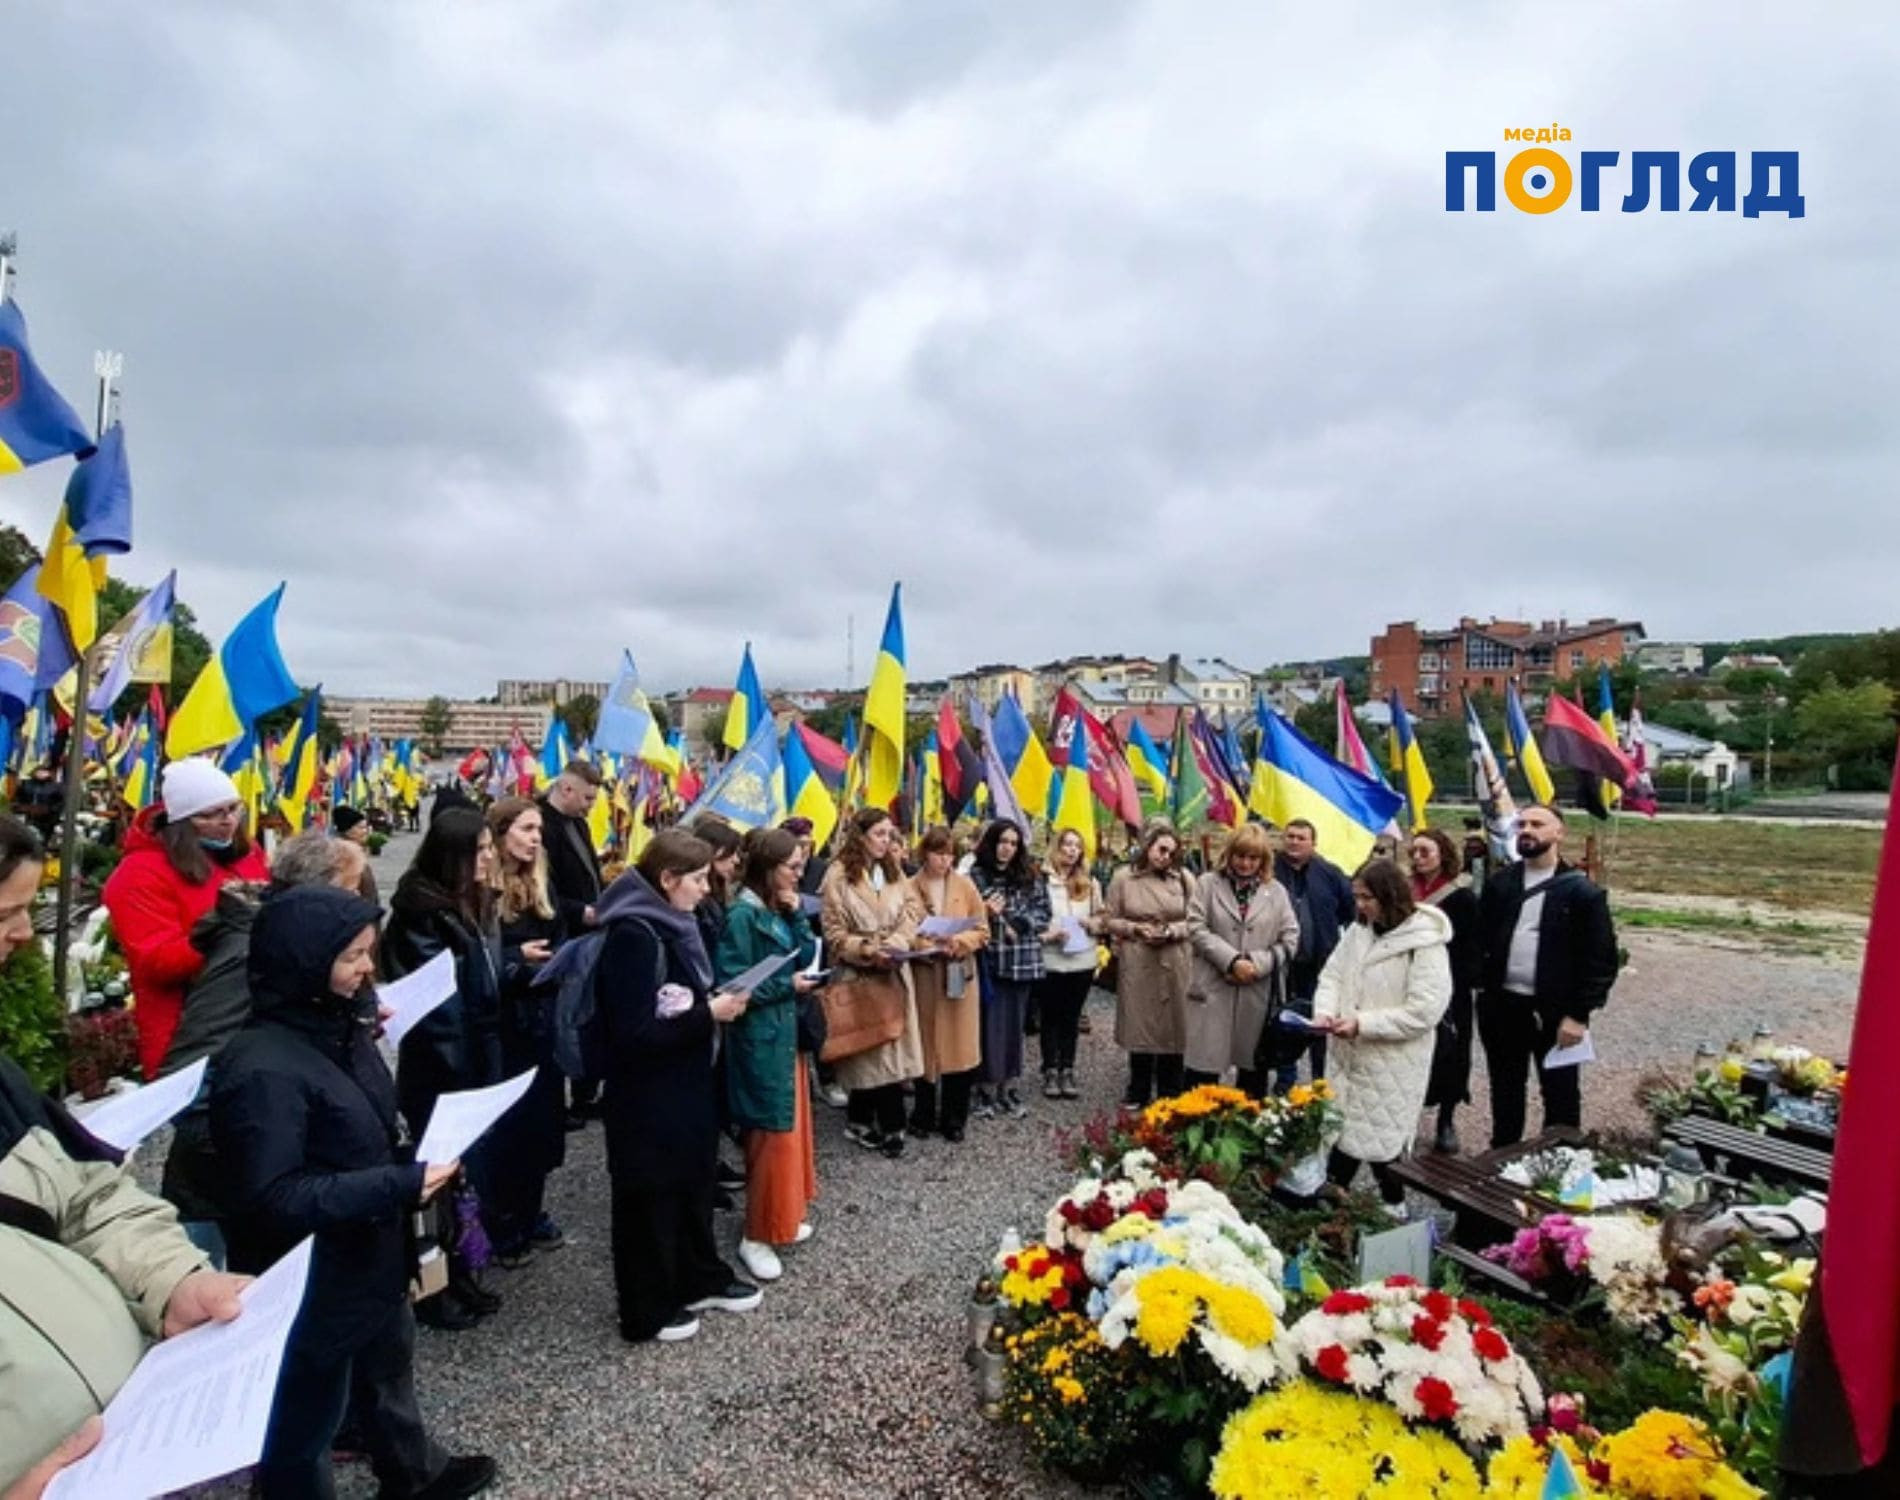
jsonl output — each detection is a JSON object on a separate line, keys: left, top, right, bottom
{"left": 1184, "top": 872, "right": 1302, "bottom": 1075}
{"left": 820, "top": 863, "right": 925, "bottom": 1091}
{"left": 1104, "top": 865, "right": 1195, "bottom": 1053}
{"left": 1314, "top": 905, "right": 1454, "bottom": 1162}
{"left": 908, "top": 870, "right": 989, "bottom": 1079}
{"left": 2, "top": 1125, "right": 208, "bottom": 1491}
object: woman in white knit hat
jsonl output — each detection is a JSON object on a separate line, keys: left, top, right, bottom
{"left": 101, "top": 758, "right": 271, "bottom": 1083}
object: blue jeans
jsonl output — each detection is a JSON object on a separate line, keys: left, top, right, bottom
{"left": 181, "top": 1219, "right": 227, "bottom": 1270}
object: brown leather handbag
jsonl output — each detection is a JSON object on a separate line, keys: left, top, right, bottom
{"left": 818, "top": 972, "right": 907, "bottom": 1062}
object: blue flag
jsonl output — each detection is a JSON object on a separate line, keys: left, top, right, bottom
{"left": 0, "top": 564, "right": 77, "bottom": 708}
{"left": 684, "top": 715, "right": 783, "bottom": 830}
{"left": 62, "top": 422, "right": 134, "bottom": 555}
{"left": 0, "top": 297, "right": 92, "bottom": 472}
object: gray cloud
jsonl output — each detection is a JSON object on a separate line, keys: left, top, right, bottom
{"left": 0, "top": 0, "right": 1892, "bottom": 699}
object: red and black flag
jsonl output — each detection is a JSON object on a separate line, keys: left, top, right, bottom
{"left": 1538, "top": 692, "right": 1635, "bottom": 820}
{"left": 936, "top": 696, "right": 983, "bottom": 822}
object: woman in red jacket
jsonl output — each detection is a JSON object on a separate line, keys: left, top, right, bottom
{"left": 102, "top": 759, "right": 271, "bottom": 1079}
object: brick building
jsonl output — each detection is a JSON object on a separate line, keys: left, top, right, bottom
{"left": 1368, "top": 616, "right": 1644, "bottom": 717}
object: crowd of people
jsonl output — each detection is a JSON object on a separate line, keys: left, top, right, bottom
{"left": 0, "top": 751, "right": 1619, "bottom": 1498}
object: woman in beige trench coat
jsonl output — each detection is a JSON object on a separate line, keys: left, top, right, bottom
{"left": 905, "top": 827, "right": 989, "bottom": 1143}
{"left": 1184, "top": 823, "right": 1300, "bottom": 1094}
{"left": 819, "top": 808, "right": 923, "bottom": 1159}
{"left": 1103, "top": 820, "right": 1195, "bottom": 1107}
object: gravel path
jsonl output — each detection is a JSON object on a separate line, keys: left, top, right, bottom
{"left": 224, "top": 834, "right": 1864, "bottom": 1498}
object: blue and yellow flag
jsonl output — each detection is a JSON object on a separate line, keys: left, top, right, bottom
{"left": 88, "top": 570, "right": 175, "bottom": 715}
{"left": 861, "top": 585, "right": 906, "bottom": 810}
{"left": 36, "top": 505, "right": 104, "bottom": 655}
{"left": 220, "top": 729, "right": 271, "bottom": 825}
{"left": 784, "top": 716, "right": 839, "bottom": 850}
{"left": 0, "top": 296, "right": 91, "bottom": 473}
{"left": 1504, "top": 681, "right": 1556, "bottom": 806}
{"left": 991, "top": 688, "right": 1053, "bottom": 817}
{"left": 1125, "top": 718, "right": 1172, "bottom": 813}
{"left": 1249, "top": 705, "right": 1405, "bottom": 871}
{"left": 723, "top": 642, "right": 769, "bottom": 755}
{"left": 538, "top": 713, "right": 570, "bottom": 789}
{"left": 1595, "top": 664, "right": 1622, "bottom": 814}
{"left": 276, "top": 688, "right": 323, "bottom": 832}
{"left": 122, "top": 716, "right": 160, "bottom": 811}
{"left": 167, "top": 584, "right": 300, "bottom": 758}
{"left": 686, "top": 714, "right": 784, "bottom": 831}
{"left": 1051, "top": 711, "right": 1096, "bottom": 859}
{"left": 593, "top": 651, "right": 679, "bottom": 776}
{"left": 1385, "top": 689, "right": 1435, "bottom": 832}
{"left": 0, "top": 564, "right": 76, "bottom": 710}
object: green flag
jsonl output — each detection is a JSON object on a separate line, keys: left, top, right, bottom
{"left": 1168, "top": 713, "right": 1208, "bottom": 831}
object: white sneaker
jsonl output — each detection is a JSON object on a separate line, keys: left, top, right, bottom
{"left": 820, "top": 1083, "right": 849, "bottom": 1108}
{"left": 792, "top": 1222, "right": 814, "bottom": 1245}
{"left": 1382, "top": 1200, "right": 1412, "bottom": 1223}
{"left": 738, "top": 1239, "right": 783, "bottom": 1282}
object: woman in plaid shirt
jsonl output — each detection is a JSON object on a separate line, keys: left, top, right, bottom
{"left": 968, "top": 820, "right": 1052, "bottom": 1120}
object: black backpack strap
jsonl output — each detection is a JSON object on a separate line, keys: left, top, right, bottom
{"left": 0, "top": 1190, "right": 59, "bottom": 1243}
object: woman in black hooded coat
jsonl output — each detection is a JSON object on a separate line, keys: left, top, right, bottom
{"left": 209, "top": 884, "right": 493, "bottom": 1500}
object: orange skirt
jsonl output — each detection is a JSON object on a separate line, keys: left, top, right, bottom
{"left": 743, "top": 1055, "right": 818, "bottom": 1245}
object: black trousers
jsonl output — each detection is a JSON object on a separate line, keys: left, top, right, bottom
{"left": 1035, "top": 969, "right": 1092, "bottom": 1073}
{"left": 1125, "top": 1051, "right": 1184, "bottom": 1105}
{"left": 1328, "top": 1147, "right": 1405, "bottom": 1206}
{"left": 909, "top": 1071, "right": 974, "bottom": 1133}
{"left": 611, "top": 1176, "right": 734, "bottom": 1340}
{"left": 1183, "top": 1065, "right": 1267, "bottom": 1096}
{"left": 259, "top": 1302, "right": 447, "bottom": 1500}
{"left": 847, "top": 1082, "right": 907, "bottom": 1134}
{"left": 1273, "top": 970, "right": 1328, "bottom": 1092}
{"left": 1477, "top": 990, "right": 1583, "bottom": 1147}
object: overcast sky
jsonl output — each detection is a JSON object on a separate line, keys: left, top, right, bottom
{"left": 2, "top": 2, "right": 1892, "bottom": 698}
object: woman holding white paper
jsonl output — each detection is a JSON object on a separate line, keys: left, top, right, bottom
{"left": 210, "top": 884, "right": 493, "bottom": 1500}
{"left": 904, "top": 827, "right": 989, "bottom": 1142}
{"left": 598, "top": 830, "right": 761, "bottom": 1344}
{"left": 1035, "top": 827, "right": 1102, "bottom": 1101}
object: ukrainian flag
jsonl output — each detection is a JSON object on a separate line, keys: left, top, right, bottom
{"left": 861, "top": 584, "right": 906, "bottom": 810}
{"left": 1385, "top": 689, "right": 1435, "bottom": 832}
{"left": 1249, "top": 706, "right": 1405, "bottom": 872}
{"left": 167, "top": 584, "right": 301, "bottom": 758}
{"left": 594, "top": 651, "right": 679, "bottom": 777}
{"left": 276, "top": 689, "right": 323, "bottom": 832}
{"left": 784, "top": 716, "right": 838, "bottom": 850}
{"left": 0, "top": 297, "right": 92, "bottom": 473}
{"left": 723, "top": 643, "right": 769, "bottom": 755}
{"left": 1051, "top": 712, "right": 1096, "bottom": 859}
{"left": 991, "top": 689, "right": 1053, "bottom": 817}
{"left": 538, "top": 714, "right": 570, "bottom": 788}
{"left": 122, "top": 719, "right": 159, "bottom": 811}
{"left": 1125, "top": 718, "right": 1171, "bottom": 812}
{"left": 1504, "top": 681, "right": 1556, "bottom": 806}
{"left": 36, "top": 506, "right": 104, "bottom": 654}
{"left": 222, "top": 728, "right": 272, "bottom": 825}
{"left": 1595, "top": 664, "right": 1622, "bottom": 814}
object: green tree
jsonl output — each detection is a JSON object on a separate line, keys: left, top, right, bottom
{"left": 1792, "top": 676, "right": 1897, "bottom": 763}
{"left": 560, "top": 693, "right": 601, "bottom": 745}
{"left": 0, "top": 522, "right": 38, "bottom": 585}
{"left": 419, "top": 695, "right": 454, "bottom": 757}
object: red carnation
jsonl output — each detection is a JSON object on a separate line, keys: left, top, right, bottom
{"left": 1385, "top": 1274, "right": 1419, "bottom": 1289}
{"left": 1410, "top": 1315, "right": 1447, "bottom": 1352}
{"left": 1004, "top": 1255, "right": 1019, "bottom": 1272}
{"left": 1314, "top": 1343, "right": 1352, "bottom": 1383}
{"left": 1321, "top": 1291, "right": 1373, "bottom": 1316}
{"left": 1588, "top": 1459, "right": 1613, "bottom": 1485}
{"left": 1472, "top": 1326, "right": 1511, "bottom": 1363}
{"left": 1422, "top": 1289, "right": 1455, "bottom": 1323}
{"left": 1059, "top": 1201, "right": 1081, "bottom": 1224}
{"left": 1050, "top": 1286, "right": 1071, "bottom": 1311}
{"left": 1415, "top": 1376, "right": 1459, "bottom": 1423}
{"left": 1458, "top": 1298, "right": 1493, "bottom": 1327}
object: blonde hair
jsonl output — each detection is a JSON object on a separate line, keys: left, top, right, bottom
{"left": 1047, "top": 826, "right": 1091, "bottom": 902}
{"left": 1217, "top": 823, "right": 1273, "bottom": 874}
{"left": 487, "top": 797, "right": 555, "bottom": 924}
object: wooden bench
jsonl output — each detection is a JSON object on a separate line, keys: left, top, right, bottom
{"left": 1662, "top": 1115, "right": 1832, "bottom": 1191}
{"left": 1389, "top": 1128, "right": 1587, "bottom": 1250}
{"left": 1435, "top": 1242, "right": 1553, "bottom": 1306}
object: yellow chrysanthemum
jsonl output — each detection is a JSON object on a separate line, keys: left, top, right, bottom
{"left": 1595, "top": 1410, "right": 1763, "bottom": 1500}
{"left": 1487, "top": 1434, "right": 1598, "bottom": 1498}
{"left": 1204, "top": 1283, "right": 1279, "bottom": 1346}
{"left": 1052, "top": 1375, "right": 1086, "bottom": 1404}
{"left": 1210, "top": 1383, "right": 1482, "bottom": 1499}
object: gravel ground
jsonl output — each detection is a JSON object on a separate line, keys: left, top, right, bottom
{"left": 175, "top": 832, "right": 1863, "bottom": 1498}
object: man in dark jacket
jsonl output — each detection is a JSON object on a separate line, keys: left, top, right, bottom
{"left": 540, "top": 761, "right": 606, "bottom": 1123}
{"left": 1476, "top": 803, "right": 1619, "bottom": 1147}
{"left": 1271, "top": 819, "right": 1358, "bottom": 1090}
{"left": 210, "top": 885, "right": 494, "bottom": 1500}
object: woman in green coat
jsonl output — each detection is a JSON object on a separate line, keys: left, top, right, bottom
{"left": 715, "top": 829, "right": 821, "bottom": 1286}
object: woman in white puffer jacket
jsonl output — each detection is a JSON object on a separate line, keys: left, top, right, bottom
{"left": 1312, "top": 859, "right": 1452, "bottom": 1217}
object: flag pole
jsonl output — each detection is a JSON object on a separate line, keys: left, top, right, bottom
{"left": 52, "top": 349, "right": 121, "bottom": 1002}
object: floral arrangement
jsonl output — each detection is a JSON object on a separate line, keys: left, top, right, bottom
{"left": 1487, "top": 1408, "right": 1762, "bottom": 1498}
{"left": 1768, "top": 1045, "right": 1840, "bottom": 1096}
{"left": 1208, "top": 1382, "right": 1484, "bottom": 1498}
{"left": 997, "top": 1311, "right": 1140, "bottom": 1479}
{"left": 1641, "top": 1069, "right": 1760, "bottom": 1130}
{"left": 1484, "top": 1214, "right": 1674, "bottom": 1328}
{"left": 1499, "top": 1145, "right": 1660, "bottom": 1211}
{"left": 65, "top": 1006, "right": 140, "bottom": 1100}
{"left": 1666, "top": 1249, "right": 1809, "bottom": 1481}
{"left": 1283, "top": 1275, "right": 1543, "bottom": 1446}
{"left": 1067, "top": 1083, "right": 1339, "bottom": 1202}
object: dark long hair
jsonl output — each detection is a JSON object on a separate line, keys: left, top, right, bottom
{"left": 395, "top": 807, "right": 493, "bottom": 928}
{"left": 691, "top": 816, "right": 743, "bottom": 903}
{"left": 158, "top": 811, "right": 255, "bottom": 886}
{"left": 1354, "top": 857, "right": 1416, "bottom": 933}
{"left": 738, "top": 828, "right": 799, "bottom": 910}
{"left": 0, "top": 814, "right": 44, "bottom": 885}
{"left": 972, "top": 819, "right": 1034, "bottom": 888}
{"left": 835, "top": 807, "right": 903, "bottom": 885}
